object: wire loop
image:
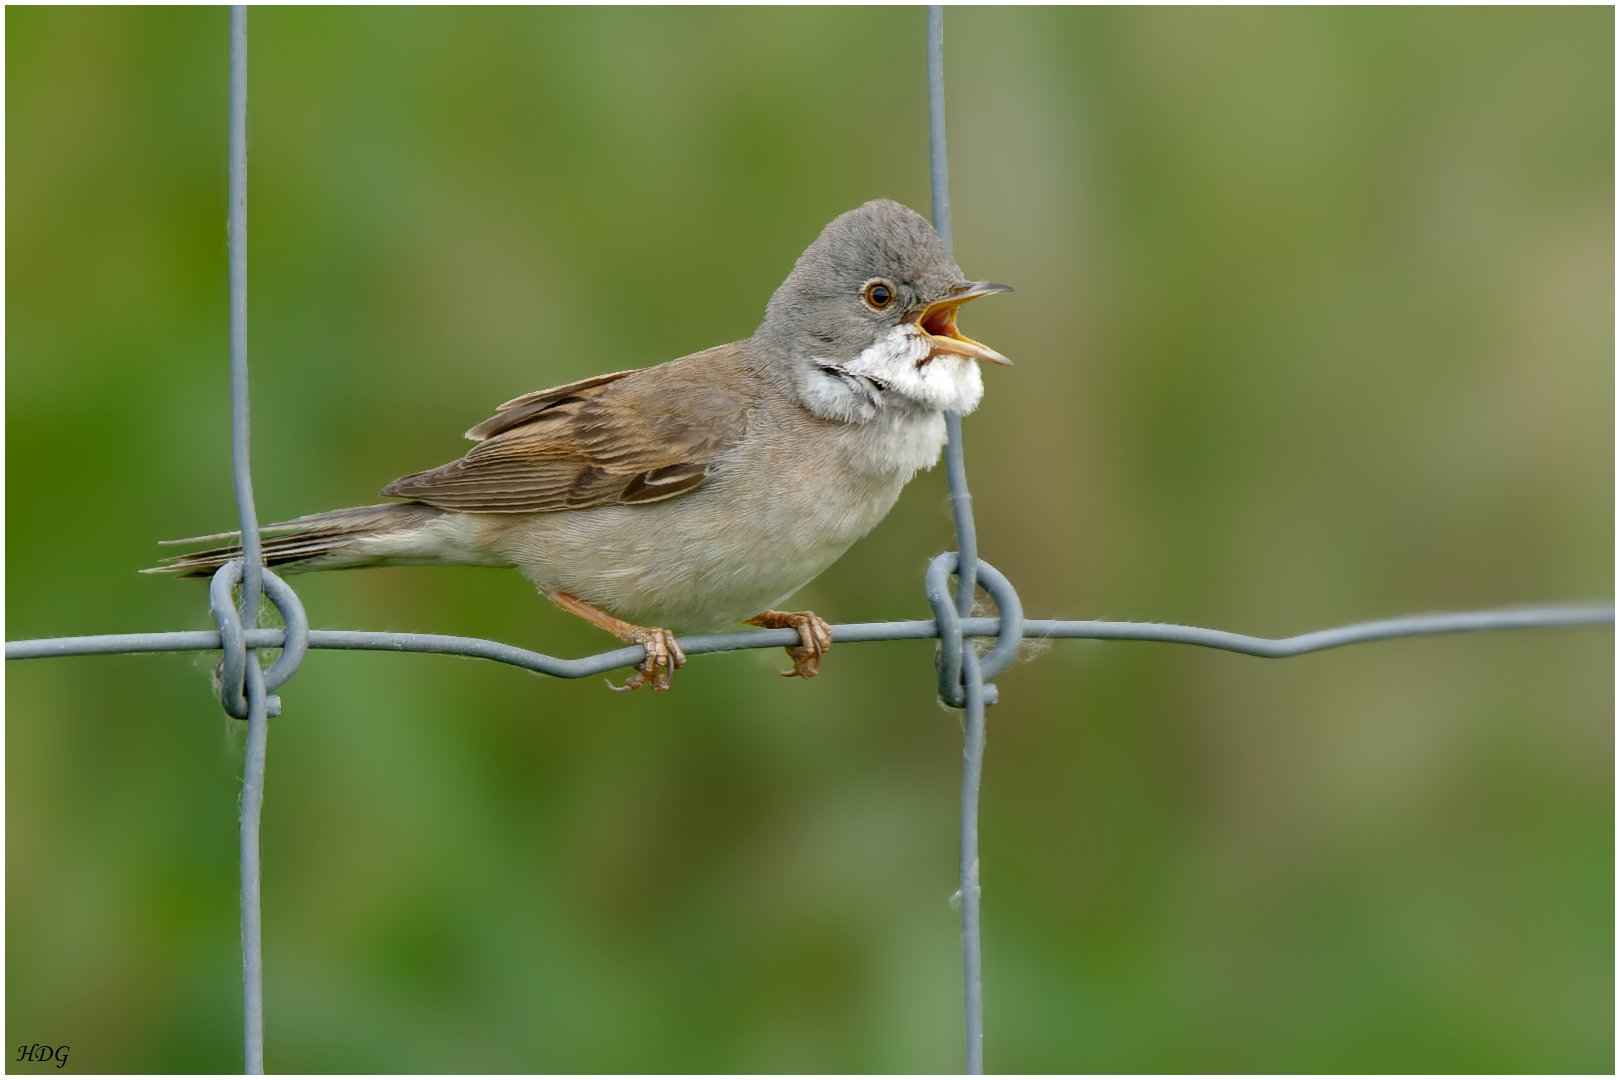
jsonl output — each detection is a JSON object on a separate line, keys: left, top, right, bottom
{"left": 926, "top": 552, "right": 1025, "bottom": 707}
{"left": 209, "top": 561, "right": 309, "bottom": 718}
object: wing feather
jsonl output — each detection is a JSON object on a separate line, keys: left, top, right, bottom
{"left": 380, "top": 344, "right": 756, "bottom": 513}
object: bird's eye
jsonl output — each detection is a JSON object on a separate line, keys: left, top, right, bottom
{"left": 863, "top": 280, "right": 895, "bottom": 310}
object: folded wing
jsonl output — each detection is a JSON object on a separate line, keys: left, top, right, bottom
{"left": 379, "top": 345, "right": 755, "bottom": 513}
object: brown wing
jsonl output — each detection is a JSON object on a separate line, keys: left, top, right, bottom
{"left": 379, "top": 345, "right": 756, "bottom": 513}
{"left": 464, "top": 368, "right": 640, "bottom": 441}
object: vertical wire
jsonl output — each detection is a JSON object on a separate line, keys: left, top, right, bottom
{"left": 927, "top": 6, "right": 979, "bottom": 610}
{"left": 943, "top": 415, "right": 980, "bottom": 614}
{"left": 927, "top": 6, "right": 953, "bottom": 255}
{"left": 228, "top": 7, "right": 267, "bottom": 1073}
{"left": 928, "top": 6, "right": 987, "bottom": 1073}
{"left": 240, "top": 656, "right": 268, "bottom": 1075}
{"left": 957, "top": 644, "right": 987, "bottom": 1076}
{"left": 228, "top": 5, "right": 261, "bottom": 623}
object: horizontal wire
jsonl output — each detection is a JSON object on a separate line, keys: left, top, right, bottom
{"left": 7, "top": 604, "right": 1610, "bottom": 679}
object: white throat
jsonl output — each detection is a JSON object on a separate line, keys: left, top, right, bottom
{"left": 797, "top": 324, "right": 985, "bottom": 424}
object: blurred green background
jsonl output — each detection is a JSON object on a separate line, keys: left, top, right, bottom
{"left": 7, "top": 6, "right": 1612, "bottom": 1073}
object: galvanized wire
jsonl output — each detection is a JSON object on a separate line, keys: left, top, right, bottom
{"left": 9, "top": 605, "right": 1613, "bottom": 672}
{"left": 928, "top": 7, "right": 989, "bottom": 1072}
{"left": 227, "top": 9, "right": 271, "bottom": 1073}
{"left": 228, "top": 6, "right": 261, "bottom": 628}
{"left": 1, "top": 6, "right": 1613, "bottom": 1076}
{"left": 238, "top": 653, "right": 267, "bottom": 1077}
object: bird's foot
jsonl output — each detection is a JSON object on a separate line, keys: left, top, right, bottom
{"left": 546, "top": 590, "right": 686, "bottom": 692}
{"left": 745, "top": 610, "right": 834, "bottom": 679}
{"left": 607, "top": 625, "right": 686, "bottom": 693}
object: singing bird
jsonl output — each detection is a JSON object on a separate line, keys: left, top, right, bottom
{"left": 152, "top": 199, "right": 1012, "bottom": 691}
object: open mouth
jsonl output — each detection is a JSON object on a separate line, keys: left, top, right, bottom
{"left": 911, "top": 281, "right": 1013, "bottom": 367}
{"left": 921, "top": 304, "right": 963, "bottom": 338}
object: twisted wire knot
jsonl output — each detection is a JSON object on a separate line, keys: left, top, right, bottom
{"left": 925, "top": 552, "right": 1025, "bottom": 708}
{"left": 209, "top": 561, "right": 309, "bottom": 719}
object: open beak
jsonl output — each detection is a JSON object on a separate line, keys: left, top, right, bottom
{"left": 911, "top": 281, "right": 1014, "bottom": 367}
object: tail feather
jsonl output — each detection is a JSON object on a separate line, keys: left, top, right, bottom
{"left": 145, "top": 503, "right": 445, "bottom": 578}
{"left": 157, "top": 519, "right": 312, "bottom": 546}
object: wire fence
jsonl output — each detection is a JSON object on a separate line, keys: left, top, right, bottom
{"left": 5, "top": 7, "right": 1613, "bottom": 1075}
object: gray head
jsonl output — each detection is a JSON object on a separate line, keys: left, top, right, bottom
{"left": 755, "top": 199, "right": 1011, "bottom": 419}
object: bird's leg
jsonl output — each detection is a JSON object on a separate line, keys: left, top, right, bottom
{"left": 745, "top": 610, "right": 834, "bottom": 679}
{"left": 547, "top": 591, "right": 686, "bottom": 692}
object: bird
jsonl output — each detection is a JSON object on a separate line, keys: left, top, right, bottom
{"left": 150, "top": 199, "right": 1011, "bottom": 692}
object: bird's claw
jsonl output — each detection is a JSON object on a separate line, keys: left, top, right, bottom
{"left": 747, "top": 610, "right": 834, "bottom": 680}
{"left": 606, "top": 626, "right": 685, "bottom": 692}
